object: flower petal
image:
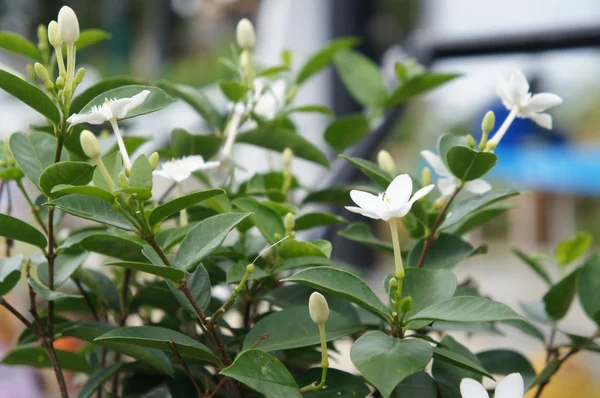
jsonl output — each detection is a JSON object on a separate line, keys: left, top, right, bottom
{"left": 385, "top": 174, "right": 412, "bottom": 206}
{"left": 408, "top": 184, "right": 435, "bottom": 206}
{"left": 507, "top": 68, "right": 530, "bottom": 106}
{"left": 120, "top": 90, "right": 151, "bottom": 118}
{"left": 345, "top": 206, "right": 380, "bottom": 220}
{"left": 523, "top": 93, "right": 562, "bottom": 113}
{"left": 464, "top": 179, "right": 491, "bottom": 194}
{"left": 421, "top": 150, "right": 451, "bottom": 177}
{"left": 108, "top": 98, "right": 133, "bottom": 120}
{"left": 438, "top": 177, "right": 457, "bottom": 196}
{"left": 495, "top": 373, "right": 524, "bottom": 398}
{"left": 460, "top": 378, "right": 489, "bottom": 398}
{"left": 349, "top": 190, "right": 381, "bottom": 213}
{"left": 529, "top": 112, "right": 552, "bottom": 129}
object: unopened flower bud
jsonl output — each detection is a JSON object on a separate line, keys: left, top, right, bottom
{"left": 399, "top": 297, "right": 413, "bottom": 313}
{"left": 34, "top": 63, "right": 50, "bottom": 83}
{"left": 48, "top": 21, "right": 62, "bottom": 48}
{"left": 481, "top": 111, "right": 495, "bottom": 135}
{"left": 236, "top": 18, "right": 255, "bottom": 50}
{"left": 309, "top": 292, "right": 329, "bottom": 325}
{"left": 74, "top": 67, "right": 85, "bottom": 84}
{"left": 56, "top": 76, "right": 65, "bottom": 88}
{"left": 246, "top": 263, "right": 255, "bottom": 273}
{"left": 284, "top": 212, "right": 295, "bottom": 232}
{"left": 118, "top": 171, "right": 128, "bottom": 188}
{"left": 466, "top": 134, "right": 476, "bottom": 149}
{"left": 485, "top": 141, "right": 497, "bottom": 152}
{"left": 148, "top": 152, "right": 159, "bottom": 169}
{"left": 124, "top": 167, "right": 131, "bottom": 177}
{"left": 58, "top": 6, "right": 80, "bottom": 44}
{"left": 377, "top": 150, "right": 396, "bottom": 175}
{"left": 79, "top": 130, "right": 101, "bottom": 159}
{"left": 389, "top": 277, "right": 398, "bottom": 290}
{"left": 421, "top": 166, "right": 432, "bottom": 186}
{"left": 283, "top": 148, "right": 293, "bottom": 167}
{"left": 37, "top": 24, "right": 48, "bottom": 50}
{"left": 26, "top": 64, "right": 35, "bottom": 81}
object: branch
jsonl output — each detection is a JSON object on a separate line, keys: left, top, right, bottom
{"left": 0, "top": 298, "right": 39, "bottom": 337}
{"left": 168, "top": 340, "right": 203, "bottom": 398}
{"left": 72, "top": 277, "right": 100, "bottom": 321}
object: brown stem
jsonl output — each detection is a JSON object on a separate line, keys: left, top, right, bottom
{"left": 416, "top": 186, "right": 461, "bottom": 268}
{"left": 208, "top": 376, "right": 228, "bottom": 398}
{"left": 1, "top": 298, "right": 39, "bottom": 337}
{"left": 72, "top": 277, "right": 100, "bottom": 321}
{"left": 534, "top": 347, "right": 579, "bottom": 398}
{"left": 250, "top": 334, "right": 269, "bottom": 349}
{"left": 146, "top": 236, "right": 172, "bottom": 266}
{"left": 168, "top": 340, "right": 203, "bottom": 398}
{"left": 4, "top": 182, "right": 14, "bottom": 257}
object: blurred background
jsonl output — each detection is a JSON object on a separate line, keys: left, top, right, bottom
{"left": 1, "top": 0, "right": 600, "bottom": 396}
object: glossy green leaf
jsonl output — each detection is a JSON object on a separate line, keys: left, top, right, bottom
{"left": 287, "top": 104, "right": 334, "bottom": 117}
{"left": 175, "top": 212, "right": 251, "bottom": 270}
{"left": 96, "top": 326, "right": 219, "bottom": 364}
{"left": 393, "top": 372, "right": 439, "bottom": 398}
{"left": 76, "top": 232, "right": 147, "bottom": 262}
{"left": 1, "top": 346, "right": 93, "bottom": 373}
{"left": 27, "top": 277, "right": 82, "bottom": 301}
{"left": 294, "top": 212, "right": 347, "bottom": 231}
{"left": 219, "top": 80, "right": 248, "bottom": 102}
{"left": 386, "top": 73, "right": 459, "bottom": 108}
{"left": 232, "top": 197, "right": 285, "bottom": 244}
{"left": 339, "top": 155, "right": 392, "bottom": 188}
{"left": 38, "top": 161, "right": 94, "bottom": 197}
{"left": 0, "top": 213, "right": 46, "bottom": 248}
{"left": 237, "top": 126, "right": 329, "bottom": 167}
{"left": 78, "top": 85, "right": 175, "bottom": 121}
{"left": 350, "top": 331, "right": 433, "bottom": 398}
{"left": 477, "top": 349, "right": 536, "bottom": 388}
{"left": 433, "top": 347, "right": 492, "bottom": 379}
{"left": 543, "top": 268, "right": 579, "bottom": 321}
{"left": 408, "top": 296, "right": 522, "bottom": 324}
{"left": 338, "top": 222, "right": 393, "bottom": 252}
{"left": 277, "top": 256, "right": 331, "bottom": 272}
{"left": 51, "top": 184, "right": 115, "bottom": 202}
{"left": 512, "top": 248, "right": 552, "bottom": 286}
{"left": 303, "top": 184, "right": 377, "bottom": 205}
{"left": 158, "top": 81, "right": 223, "bottom": 130}
{"left": 407, "top": 233, "right": 475, "bottom": 269}
{"left": 578, "top": 254, "right": 600, "bottom": 326}
{"left": 37, "top": 250, "right": 87, "bottom": 287}
{"left": 128, "top": 154, "right": 153, "bottom": 191}
{"left": 324, "top": 115, "right": 371, "bottom": 152}
{"left": 73, "top": 268, "right": 121, "bottom": 311}
{"left": 296, "top": 37, "right": 359, "bottom": 84}
{"left": 167, "top": 265, "right": 212, "bottom": 315}
{"left": 0, "top": 255, "right": 23, "bottom": 296}
{"left": 555, "top": 232, "right": 592, "bottom": 268}
{"left": 0, "top": 31, "right": 41, "bottom": 60}
{"left": 243, "top": 307, "right": 364, "bottom": 352}
{"left": 445, "top": 146, "right": 497, "bottom": 181}
{"left": 78, "top": 362, "right": 124, "bottom": 398}
{"left": 9, "top": 132, "right": 67, "bottom": 190}
{"left": 105, "top": 261, "right": 184, "bottom": 281}
{"left": 0, "top": 70, "right": 60, "bottom": 123}
{"left": 220, "top": 349, "right": 301, "bottom": 398}
{"left": 48, "top": 195, "right": 135, "bottom": 231}
{"left": 70, "top": 77, "right": 144, "bottom": 113}
{"left": 155, "top": 222, "right": 198, "bottom": 251}
{"left": 169, "top": 128, "right": 222, "bottom": 160}
{"left": 149, "top": 188, "right": 224, "bottom": 225}
{"left": 282, "top": 267, "right": 390, "bottom": 320}
{"left": 432, "top": 336, "right": 482, "bottom": 398}
{"left": 448, "top": 203, "right": 513, "bottom": 235}
{"left": 334, "top": 50, "right": 388, "bottom": 107}
{"left": 278, "top": 239, "right": 329, "bottom": 259}
{"left": 296, "top": 368, "right": 370, "bottom": 398}
{"left": 75, "top": 28, "right": 111, "bottom": 49}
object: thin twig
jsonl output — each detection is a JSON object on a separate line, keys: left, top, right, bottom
{"left": 72, "top": 277, "right": 100, "bottom": 321}
{"left": 534, "top": 347, "right": 579, "bottom": 398}
{"left": 1, "top": 298, "right": 39, "bottom": 337}
{"left": 168, "top": 340, "right": 203, "bottom": 398}
{"left": 250, "top": 334, "right": 269, "bottom": 349}
{"left": 15, "top": 180, "right": 49, "bottom": 236}
{"left": 208, "top": 376, "right": 229, "bottom": 398}
{"left": 5, "top": 182, "right": 14, "bottom": 256}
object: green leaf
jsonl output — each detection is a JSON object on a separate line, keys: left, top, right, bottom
{"left": 169, "top": 128, "right": 222, "bottom": 159}
{"left": 449, "top": 203, "right": 513, "bottom": 235}
{"left": 445, "top": 146, "right": 497, "bottom": 181}
{"left": 62, "top": 322, "right": 174, "bottom": 375}
{"left": 0, "top": 255, "right": 23, "bottom": 296}
{"left": 277, "top": 256, "right": 331, "bottom": 272}
{"left": 175, "top": 212, "right": 251, "bottom": 270}
{"left": 527, "top": 358, "right": 561, "bottom": 391}
{"left": 407, "top": 233, "right": 475, "bottom": 269}
{"left": 433, "top": 347, "right": 493, "bottom": 379}
{"left": 578, "top": 254, "right": 600, "bottom": 326}
{"left": 386, "top": 73, "right": 459, "bottom": 108}
{"left": 296, "top": 37, "right": 359, "bottom": 84}
{"left": 440, "top": 189, "right": 521, "bottom": 230}
{"left": 37, "top": 250, "right": 87, "bottom": 287}
{"left": 555, "top": 232, "right": 592, "bottom": 268}
{"left": 149, "top": 188, "right": 224, "bottom": 226}
{"left": 350, "top": 331, "right": 433, "bottom": 398}
{"left": 167, "top": 265, "right": 212, "bottom": 315}
{"left": 78, "top": 362, "right": 124, "bottom": 398}
{"left": 512, "top": 248, "right": 552, "bottom": 286}
{"left": 296, "top": 368, "right": 370, "bottom": 398}
{"left": 155, "top": 222, "right": 199, "bottom": 251}
{"left": 75, "top": 28, "right": 111, "bottom": 50}
{"left": 38, "top": 161, "right": 94, "bottom": 197}
{"left": 243, "top": 307, "right": 365, "bottom": 352}
{"left": 294, "top": 212, "right": 347, "bottom": 231}
{"left": 128, "top": 154, "right": 153, "bottom": 191}
{"left": 334, "top": 50, "right": 388, "bottom": 107}
{"left": 237, "top": 126, "right": 329, "bottom": 167}
{"left": 51, "top": 184, "right": 114, "bottom": 202}
{"left": 129, "top": 282, "right": 181, "bottom": 314}
{"left": 95, "top": 326, "right": 218, "bottom": 364}
{"left": 1, "top": 346, "right": 93, "bottom": 373}
{"left": 287, "top": 105, "right": 334, "bottom": 117}
{"left": 338, "top": 222, "right": 393, "bottom": 252}
{"left": 220, "top": 349, "right": 301, "bottom": 398}
{"left": 282, "top": 267, "right": 390, "bottom": 320}
{"left": 75, "top": 232, "right": 147, "bottom": 262}
{"left": 0, "top": 213, "right": 46, "bottom": 248}
{"left": 407, "top": 296, "right": 522, "bottom": 324}
{"left": 278, "top": 239, "right": 328, "bottom": 260}
{"left": 324, "top": 115, "right": 371, "bottom": 152}
{"left": 477, "top": 349, "right": 536, "bottom": 388}
{"left": 543, "top": 268, "right": 579, "bottom": 321}
{"left": 105, "top": 261, "right": 184, "bottom": 281}
{"left": 0, "top": 31, "right": 41, "bottom": 60}
{"left": 158, "top": 81, "right": 223, "bottom": 130}
{"left": 340, "top": 155, "right": 392, "bottom": 189}
{"left": 303, "top": 184, "right": 376, "bottom": 205}
{"left": 0, "top": 70, "right": 60, "bottom": 123}
{"left": 432, "top": 336, "right": 482, "bottom": 398}
{"left": 232, "top": 197, "right": 285, "bottom": 244}
{"left": 73, "top": 268, "right": 121, "bottom": 311}
{"left": 48, "top": 195, "right": 135, "bottom": 231}
{"left": 9, "top": 132, "right": 67, "bottom": 190}
{"left": 502, "top": 319, "right": 546, "bottom": 342}
{"left": 393, "top": 372, "right": 439, "bottom": 398}
{"left": 93, "top": 151, "right": 122, "bottom": 192}
{"left": 78, "top": 85, "right": 175, "bottom": 121}
{"left": 219, "top": 80, "right": 248, "bottom": 102}
{"left": 27, "top": 277, "right": 82, "bottom": 301}
{"left": 71, "top": 77, "right": 144, "bottom": 114}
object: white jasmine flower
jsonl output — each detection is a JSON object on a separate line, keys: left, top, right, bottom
{"left": 490, "top": 69, "right": 562, "bottom": 146}
{"left": 346, "top": 174, "right": 434, "bottom": 221}
{"left": 460, "top": 373, "right": 523, "bottom": 398}
{"left": 253, "top": 78, "right": 286, "bottom": 120}
{"left": 153, "top": 156, "right": 220, "bottom": 183}
{"left": 67, "top": 90, "right": 150, "bottom": 168}
{"left": 421, "top": 150, "right": 491, "bottom": 197}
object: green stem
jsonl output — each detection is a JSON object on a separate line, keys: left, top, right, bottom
{"left": 64, "top": 43, "right": 75, "bottom": 99}
{"left": 389, "top": 218, "right": 404, "bottom": 279}
{"left": 299, "top": 323, "right": 329, "bottom": 392}
{"left": 15, "top": 180, "right": 48, "bottom": 236}
{"left": 176, "top": 182, "right": 188, "bottom": 227}
{"left": 95, "top": 156, "right": 115, "bottom": 189}
{"left": 209, "top": 265, "right": 254, "bottom": 327}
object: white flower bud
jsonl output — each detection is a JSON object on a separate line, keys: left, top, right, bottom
{"left": 80, "top": 130, "right": 101, "bottom": 159}
{"left": 377, "top": 150, "right": 396, "bottom": 175}
{"left": 48, "top": 21, "right": 62, "bottom": 48}
{"left": 148, "top": 152, "right": 159, "bottom": 169}
{"left": 58, "top": 6, "right": 80, "bottom": 44}
{"left": 74, "top": 67, "right": 85, "bottom": 84}
{"left": 236, "top": 19, "right": 255, "bottom": 50}
{"left": 309, "top": 292, "right": 329, "bottom": 325}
